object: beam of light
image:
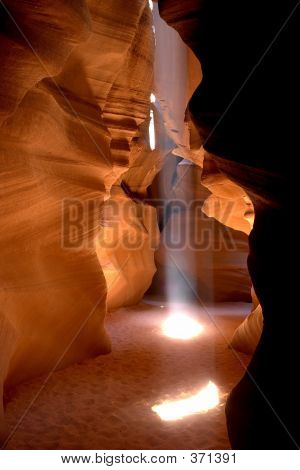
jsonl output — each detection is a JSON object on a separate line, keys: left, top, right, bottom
{"left": 149, "top": 108, "right": 156, "bottom": 150}
{"left": 162, "top": 311, "right": 203, "bottom": 340}
{"left": 148, "top": 0, "right": 153, "bottom": 10}
{"left": 152, "top": 381, "right": 219, "bottom": 421}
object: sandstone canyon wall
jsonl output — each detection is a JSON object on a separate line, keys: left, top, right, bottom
{"left": 1, "top": 0, "right": 267, "bottom": 446}
{"left": 158, "top": 0, "right": 297, "bottom": 449}
{"left": 0, "top": 0, "right": 158, "bottom": 437}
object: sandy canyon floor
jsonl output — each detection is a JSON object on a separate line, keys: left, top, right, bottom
{"left": 4, "top": 301, "right": 250, "bottom": 450}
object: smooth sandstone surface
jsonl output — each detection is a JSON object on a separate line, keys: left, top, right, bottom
{"left": 0, "top": 0, "right": 156, "bottom": 437}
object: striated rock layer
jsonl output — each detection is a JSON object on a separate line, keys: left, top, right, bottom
{"left": 0, "top": 0, "right": 156, "bottom": 438}
{"left": 97, "top": 187, "right": 160, "bottom": 311}
{"left": 159, "top": 0, "right": 297, "bottom": 449}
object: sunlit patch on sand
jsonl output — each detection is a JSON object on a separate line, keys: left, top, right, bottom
{"left": 162, "top": 312, "right": 203, "bottom": 340}
{"left": 152, "top": 381, "right": 219, "bottom": 421}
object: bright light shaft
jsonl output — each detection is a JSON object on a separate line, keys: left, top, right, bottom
{"left": 152, "top": 381, "right": 220, "bottom": 421}
{"left": 162, "top": 312, "right": 203, "bottom": 340}
{"left": 149, "top": 108, "right": 156, "bottom": 150}
{"left": 148, "top": 0, "right": 154, "bottom": 10}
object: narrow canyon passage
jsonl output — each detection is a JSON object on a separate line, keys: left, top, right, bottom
{"left": 4, "top": 302, "right": 249, "bottom": 449}
{"left": 1, "top": 0, "right": 296, "bottom": 453}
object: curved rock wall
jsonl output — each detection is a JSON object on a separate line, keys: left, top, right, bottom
{"left": 201, "top": 152, "right": 262, "bottom": 352}
{"left": 2, "top": 0, "right": 294, "bottom": 449}
{"left": 158, "top": 0, "right": 297, "bottom": 449}
{"left": 0, "top": 0, "right": 156, "bottom": 437}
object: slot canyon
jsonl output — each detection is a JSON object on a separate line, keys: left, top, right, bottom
{"left": 0, "top": 0, "right": 297, "bottom": 450}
